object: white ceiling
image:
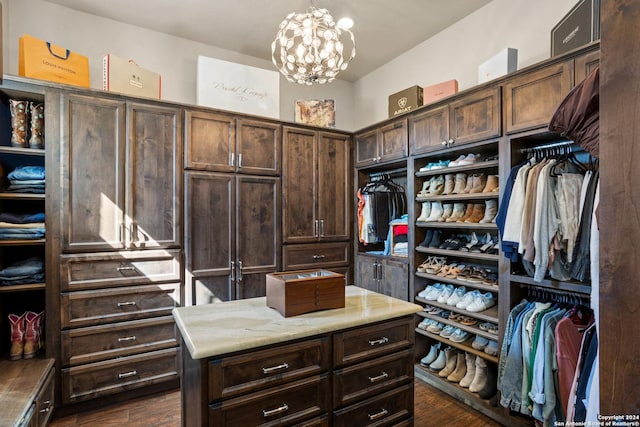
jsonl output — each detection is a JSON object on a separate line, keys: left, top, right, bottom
{"left": 44, "top": 0, "right": 492, "bottom": 82}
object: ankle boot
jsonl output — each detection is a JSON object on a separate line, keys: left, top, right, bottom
{"left": 469, "top": 173, "right": 487, "bottom": 194}
{"left": 428, "top": 175, "right": 445, "bottom": 195}
{"left": 442, "top": 174, "right": 455, "bottom": 195}
{"left": 428, "top": 348, "right": 447, "bottom": 371}
{"left": 29, "top": 102, "right": 45, "bottom": 149}
{"left": 417, "top": 202, "right": 431, "bottom": 222}
{"left": 460, "top": 173, "right": 475, "bottom": 194}
{"left": 439, "top": 348, "right": 458, "bottom": 378}
{"left": 456, "top": 203, "right": 475, "bottom": 223}
{"left": 418, "top": 178, "right": 432, "bottom": 197}
{"left": 10, "top": 99, "right": 29, "bottom": 148}
{"left": 419, "top": 229, "right": 433, "bottom": 247}
{"left": 427, "top": 230, "right": 442, "bottom": 248}
{"left": 426, "top": 202, "right": 443, "bottom": 222}
{"left": 8, "top": 313, "right": 26, "bottom": 360}
{"left": 447, "top": 351, "right": 467, "bottom": 382}
{"left": 478, "top": 362, "right": 498, "bottom": 399}
{"left": 439, "top": 203, "right": 454, "bottom": 222}
{"left": 483, "top": 174, "right": 499, "bottom": 193}
{"left": 464, "top": 203, "right": 486, "bottom": 223}
{"left": 23, "top": 311, "right": 43, "bottom": 359}
{"left": 451, "top": 173, "right": 467, "bottom": 194}
{"left": 420, "top": 343, "right": 440, "bottom": 366}
{"left": 459, "top": 353, "right": 476, "bottom": 388}
{"left": 469, "top": 356, "right": 488, "bottom": 393}
{"left": 446, "top": 203, "right": 466, "bottom": 223}
{"left": 479, "top": 200, "right": 498, "bottom": 223}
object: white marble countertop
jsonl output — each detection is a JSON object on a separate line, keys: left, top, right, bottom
{"left": 173, "top": 286, "right": 422, "bottom": 360}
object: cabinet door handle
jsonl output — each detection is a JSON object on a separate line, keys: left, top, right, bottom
{"left": 314, "top": 220, "right": 319, "bottom": 238}
{"left": 377, "top": 156, "right": 382, "bottom": 162}
{"left": 367, "top": 408, "right": 389, "bottom": 421}
{"left": 368, "top": 336, "right": 389, "bottom": 346}
{"left": 230, "top": 152, "right": 235, "bottom": 167}
{"left": 372, "top": 262, "right": 378, "bottom": 280}
{"left": 377, "top": 263, "right": 383, "bottom": 281}
{"left": 230, "top": 261, "right": 236, "bottom": 282}
{"left": 312, "top": 254, "right": 325, "bottom": 260}
{"left": 117, "top": 264, "right": 136, "bottom": 272}
{"left": 320, "top": 219, "right": 325, "bottom": 237}
{"left": 368, "top": 371, "right": 389, "bottom": 383}
{"left": 118, "top": 335, "right": 137, "bottom": 342}
{"left": 262, "top": 403, "right": 289, "bottom": 418}
{"left": 262, "top": 362, "right": 289, "bottom": 374}
{"left": 117, "top": 301, "right": 137, "bottom": 307}
{"left": 118, "top": 370, "right": 138, "bottom": 379}
{"left": 237, "top": 259, "right": 243, "bottom": 282}
{"left": 238, "top": 153, "right": 243, "bottom": 168}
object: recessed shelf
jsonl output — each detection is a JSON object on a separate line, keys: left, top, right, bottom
{"left": 509, "top": 274, "right": 592, "bottom": 296}
{"left": 416, "top": 160, "right": 499, "bottom": 178}
{"left": 417, "top": 311, "right": 498, "bottom": 341}
{"left": 416, "top": 222, "right": 498, "bottom": 230}
{"left": 415, "top": 295, "right": 499, "bottom": 324}
{"left": 416, "top": 193, "right": 499, "bottom": 202}
{"left": 415, "top": 328, "right": 499, "bottom": 364}
{"left": 415, "top": 272, "right": 499, "bottom": 293}
{"left": 0, "top": 192, "right": 45, "bottom": 200}
{"left": 0, "top": 239, "right": 46, "bottom": 246}
{"left": 0, "top": 146, "right": 45, "bottom": 156}
{"left": 0, "top": 283, "right": 45, "bottom": 293}
{"left": 416, "top": 246, "right": 499, "bottom": 262}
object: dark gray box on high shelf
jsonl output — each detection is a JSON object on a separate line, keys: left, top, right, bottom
{"left": 551, "top": 0, "right": 600, "bottom": 57}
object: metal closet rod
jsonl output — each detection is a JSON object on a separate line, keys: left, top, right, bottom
{"left": 519, "top": 140, "right": 576, "bottom": 153}
{"left": 369, "top": 168, "right": 406, "bottom": 180}
{"left": 519, "top": 283, "right": 590, "bottom": 306}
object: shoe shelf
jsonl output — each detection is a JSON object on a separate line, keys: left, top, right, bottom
{"left": 0, "top": 239, "right": 46, "bottom": 246}
{"left": 414, "top": 328, "right": 499, "bottom": 364}
{"left": 416, "top": 221, "right": 497, "bottom": 230}
{"left": 509, "top": 273, "right": 592, "bottom": 296}
{"left": 0, "top": 193, "right": 45, "bottom": 200}
{"left": 416, "top": 246, "right": 499, "bottom": 262}
{"left": 416, "top": 193, "right": 498, "bottom": 202}
{"left": 417, "top": 311, "right": 499, "bottom": 341}
{"left": 415, "top": 296, "right": 499, "bottom": 324}
{"left": 0, "top": 146, "right": 45, "bottom": 156}
{"left": 416, "top": 272, "right": 498, "bottom": 293}
{"left": 414, "top": 366, "right": 532, "bottom": 427}
{"left": 415, "top": 160, "right": 499, "bottom": 178}
{"left": 0, "top": 283, "right": 46, "bottom": 293}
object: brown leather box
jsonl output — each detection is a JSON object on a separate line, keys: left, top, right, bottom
{"left": 388, "top": 85, "right": 423, "bottom": 117}
{"left": 266, "top": 269, "right": 345, "bottom": 317}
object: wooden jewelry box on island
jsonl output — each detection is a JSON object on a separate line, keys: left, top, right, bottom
{"left": 266, "top": 269, "right": 346, "bottom": 317}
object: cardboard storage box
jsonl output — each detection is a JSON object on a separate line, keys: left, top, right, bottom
{"left": 551, "top": 0, "right": 600, "bottom": 57}
{"left": 266, "top": 269, "right": 345, "bottom": 317}
{"left": 389, "top": 85, "right": 423, "bottom": 117}
{"left": 423, "top": 79, "right": 458, "bottom": 105}
{"left": 478, "top": 48, "right": 518, "bottom": 84}
{"left": 103, "top": 54, "right": 162, "bottom": 99}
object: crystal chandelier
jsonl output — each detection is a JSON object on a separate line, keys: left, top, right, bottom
{"left": 271, "top": 6, "right": 356, "bottom": 85}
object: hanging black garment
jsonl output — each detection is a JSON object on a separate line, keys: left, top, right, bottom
{"left": 570, "top": 170, "right": 599, "bottom": 281}
{"left": 360, "top": 177, "right": 407, "bottom": 243}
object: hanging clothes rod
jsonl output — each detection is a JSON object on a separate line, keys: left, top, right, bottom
{"left": 520, "top": 140, "right": 576, "bottom": 153}
{"left": 519, "top": 283, "right": 590, "bottom": 306}
{"left": 368, "top": 168, "right": 406, "bottom": 180}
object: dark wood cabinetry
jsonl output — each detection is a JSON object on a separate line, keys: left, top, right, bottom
{"left": 60, "top": 94, "right": 182, "bottom": 252}
{"left": 355, "top": 118, "right": 408, "bottom": 167}
{"left": 355, "top": 254, "right": 409, "bottom": 301}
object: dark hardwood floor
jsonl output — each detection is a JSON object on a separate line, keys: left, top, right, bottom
{"left": 49, "top": 380, "right": 501, "bottom": 426}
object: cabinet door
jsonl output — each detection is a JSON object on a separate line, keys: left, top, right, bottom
{"left": 317, "top": 132, "right": 351, "bottom": 241}
{"left": 378, "top": 118, "right": 408, "bottom": 163}
{"left": 409, "top": 106, "right": 449, "bottom": 155}
{"left": 185, "top": 172, "right": 234, "bottom": 305}
{"left": 235, "top": 175, "right": 280, "bottom": 299}
{"left": 184, "top": 110, "right": 235, "bottom": 172}
{"left": 575, "top": 50, "right": 600, "bottom": 84}
{"left": 61, "top": 94, "right": 126, "bottom": 252}
{"left": 127, "top": 103, "right": 182, "bottom": 249}
{"left": 504, "top": 61, "right": 573, "bottom": 133}
{"left": 236, "top": 119, "right": 281, "bottom": 175}
{"left": 379, "top": 258, "right": 409, "bottom": 301}
{"left": 355, "top": 255, "right": 378, "bottom": 293}
{"left": 449, "top": 86, "right": 501, "bottom": 144}
{"left": 354, "top": 128, "right": 378, "bottom": 167}
{"left": 283, "top": 127, "right": 317, "bottom": 243}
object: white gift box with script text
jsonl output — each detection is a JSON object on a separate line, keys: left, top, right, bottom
{"left": 197, "top": 55, "right": 279, "bottom": 119}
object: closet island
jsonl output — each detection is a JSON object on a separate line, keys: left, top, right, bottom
{"left": 173, "top": 285, "right": 421, "bottom": 426}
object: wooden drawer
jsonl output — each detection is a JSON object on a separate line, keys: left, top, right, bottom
{"left": 61, "top": 283, "right": 181, "bottom": 328}
{"left": 61, "top": 316, "right": 177, "bottom": 366}
{"left": 209, "top": 374, "right": 328, "bottom": 427}
{"left": 333, "top": 317, "right": 414, "bottom": 367}
{"left": 60, "top": 249, "right": 181, "bottom": 291}
{"left": 295, "top": 415, "right": 329, "bottom": 427}
{"left": 61, "top": 347, "right": 179, "bottom": 404}
{"left": 209, "top": 336, "right": 329, "bottom": 401}
{"left": 35, "top": 366, "right": 55, "bottom": 427}
{"left": 283, "top": 242, "right": 349, "bottom": 270}
{"left": 332, "top": 383, "right": 412, "bottom": 427}
{"left": 333, "top": 348, "right": 413, "bottom": 408}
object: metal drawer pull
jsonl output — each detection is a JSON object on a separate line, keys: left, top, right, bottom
{"left": 117, "top": 301, "right": 137, "bottom": 307}
{"left": 118, "top": 370, "right": 138, "bottom": 379}
{"left": 262, "top": 362, "right": 289, "bottom": 374}
{"left": 368, "top": 336, "right": 389, "bottom": 346}
{"left": 117, "top": 265, "right": 136, "bottom": 272}
{"left": 368, "top": 371, "right": 389, "bottom": 383}
{"left": 39, "top": 400, "right": 52, "bottom": 413}
{"left": 262, "top": 403, "right": 289, "bottom": 418}
{"left": 368, "top": 408, "right": 389, "bottom": 421}
{"left": 312, "top": 255, "right": 325, "bottom": 260}
{"left": 118, "top": 336, "right": 137, "bottom": 342}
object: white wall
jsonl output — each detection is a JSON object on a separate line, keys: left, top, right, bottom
{"left": 351, "top": 0, "right": 579, "bottom": 130}
{"left": 2, "top": 0, "right": 581, "bottom": 131}
{"left": 0, "top": 0, "right": 356, "bottom": 130}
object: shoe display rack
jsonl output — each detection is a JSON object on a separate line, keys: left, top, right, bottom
{"left": 411, "top": 141, "right": 505, "bottom": 416}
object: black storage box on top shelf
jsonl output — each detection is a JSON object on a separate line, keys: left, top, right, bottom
{"left": 551, "top": 0, "right": 600, "bottom": 57}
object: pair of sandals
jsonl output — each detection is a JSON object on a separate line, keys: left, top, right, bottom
{"left": 417, "top": 256, "right": 447, "bottom": 274}
{"left": 479, "top": 322, "right": 499, "bottom": 335}
{"left": 449, "top": 312, "right": 478, "bottom": 326}
{"left": 457, "top": 266, "right": 497, "bottom": 285}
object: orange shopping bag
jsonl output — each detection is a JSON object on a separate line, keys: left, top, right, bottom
{"left": 18, "top": 34, "right": 90, "bottom": 87}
